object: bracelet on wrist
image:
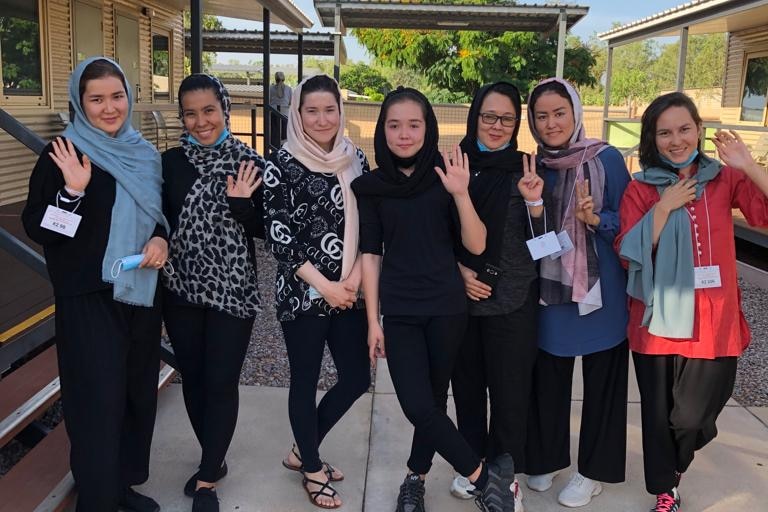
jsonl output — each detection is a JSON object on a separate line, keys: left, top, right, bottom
{"left": 525, "top": 198, "right": 544, "bottom": 207}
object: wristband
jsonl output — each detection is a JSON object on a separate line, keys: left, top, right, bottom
{"left": 524, "top": 198, "right": 544, "bottom": 207}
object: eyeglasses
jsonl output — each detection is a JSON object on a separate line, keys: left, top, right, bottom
{"left": 479, "top": 112, "right": 517, "bottom": 127}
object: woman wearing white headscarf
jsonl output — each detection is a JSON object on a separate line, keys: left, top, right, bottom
{"left": 263, "top": 74, "right": 370, "bottom": 509}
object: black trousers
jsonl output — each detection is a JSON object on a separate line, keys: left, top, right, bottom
{"left": 633, "top": 352, "right": 737, "bottom": 495}
{"left": 384, "top": 313, "right": 482, "bottom": 477}
{"left": 281, "top": 310, "right": 370, "bottom": 473}
{"left": 525, "top": 340, "right": 628, "bottom": 483}
{"left": 163, "top": 299, "right": 254, "bottom": 482}
{"left": 55, "top": 289, "right": 161, "bottom": 512}
{"left": 452, "top": 289, "right": 539, "bottom": 471}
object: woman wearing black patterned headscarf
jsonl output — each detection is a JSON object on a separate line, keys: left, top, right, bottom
{"left": 161, "top": 74, "right": 266, "bottom": 512}
{"left": 352, "top": 87, "right": 515, "bottom": 512}
{"left": 448, "top": 82, "right": 544, "bottom": 510}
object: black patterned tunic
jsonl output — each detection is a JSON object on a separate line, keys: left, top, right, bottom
{"left": 263, "top": 147, "right": 369, "bottom": 321}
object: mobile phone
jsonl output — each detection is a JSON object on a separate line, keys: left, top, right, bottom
{"left": 476, "top": 263, "right": 502, "bottom": 288}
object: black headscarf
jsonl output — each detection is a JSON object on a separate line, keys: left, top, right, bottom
{"left": 351, "top": 87, "right": 442, "bottom": 198}
{"left": 458, "top": 82, "right": 526, "bottom": 272}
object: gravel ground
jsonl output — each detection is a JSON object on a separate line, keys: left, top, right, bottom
{"left": 733, "top": 277, "right": 768, "bottom": 406}
{"left": 240, "top": 244, "right": 365, "bottom": 390}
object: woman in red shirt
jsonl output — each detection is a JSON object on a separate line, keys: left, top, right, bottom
{"left": 616, "top": 92, "right": 768, "bottom": 512}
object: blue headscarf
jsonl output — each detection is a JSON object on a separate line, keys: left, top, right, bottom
{"left": 63, "top": 56, "right": 168, "bottom": 307}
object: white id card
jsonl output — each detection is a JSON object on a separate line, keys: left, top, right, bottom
{"left": 40, "top": 205, "right": 81, "bottom": 238}
{"left": 308, "top": 286, "right": 323, "bottom": 301}
{"left": 526, "top": 231, "right": 563, "bottom": 260}
{"left": 549, "top": 230, "right": 575, "bottom": 260}
{"left": 694, "top": 265, "right": 722, "bottom": 289}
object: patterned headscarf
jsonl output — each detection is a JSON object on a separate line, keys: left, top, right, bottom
{"left": 528, "top": 78, "right": 609, "bottom": 315}
{"left": 164, "top": 74, "right": 265, "bottom": 318}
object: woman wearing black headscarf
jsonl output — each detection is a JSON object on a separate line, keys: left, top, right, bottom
{"left": 352, "top": 88, "right": 516, "bottom": 512}
{"left": 448, "top": 82, "right": 544, "bottom": 511}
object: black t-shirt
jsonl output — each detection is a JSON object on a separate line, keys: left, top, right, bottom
{"left": 358, "top": 178, "right": 467, "bottom": 316}
{"left": 21, "top": 141, "right": 166, "bottom": 297}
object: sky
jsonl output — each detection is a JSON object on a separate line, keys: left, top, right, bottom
{"left": 215, "top": 0, "right": 684, "bottom": 65}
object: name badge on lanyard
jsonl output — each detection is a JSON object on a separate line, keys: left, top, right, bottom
{"left": 549, "top": 230, "right": 575, "bottom": 260}
{"left": 694, "top": 265, "right": 721, "bottom": 289}
{"left": 41, "top": 205, "right": 82, "bottom": 238}
{"left": 688, "top": 190, "right": 721, "bottom": 289}
{"left": 526, "top": 231, "right": 562, "bottom": 260}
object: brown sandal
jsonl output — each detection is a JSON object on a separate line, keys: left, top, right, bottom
{"left": 282, "top": 445, "right": 344, "bottom": 482}
{"left": 302, "top": 474, "right": 341, "bottom": 509}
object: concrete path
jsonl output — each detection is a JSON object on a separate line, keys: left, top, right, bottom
{"left": 135, "top": 358, "right": 768, "bottom": 511}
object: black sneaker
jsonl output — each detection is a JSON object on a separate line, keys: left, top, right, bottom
{"left": 471, "top": 454, "right": 515, "bottom": 512}
{"left": 396, "top": 473, "right": 426, "bottom": 512}
{"left": 192, "top": 487, "right": 219, "bottom": 512}
{"left": 118, "top": 487, "right": 160, "bottom": 512}
{"left": 184, "top": 462, "right": 228, "bottom": 497}
{"left": 651, "top": 488, "right": 681, "bottom": 512}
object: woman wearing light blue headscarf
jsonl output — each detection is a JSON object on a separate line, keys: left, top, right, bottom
{"left": 22, "top": 57, "right": 167, "bottom": 512}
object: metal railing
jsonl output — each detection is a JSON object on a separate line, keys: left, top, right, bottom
{"left": 0, "top": 108, "right": 177, "bottom": 371}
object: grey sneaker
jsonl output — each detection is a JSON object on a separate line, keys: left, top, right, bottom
{"left": 471, "top": 454, "right": 516, "bottom": 512}
{"left": 396, "top": 473, "right": 426, "bottom": 512}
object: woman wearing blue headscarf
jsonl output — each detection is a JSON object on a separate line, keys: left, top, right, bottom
{"left": 22, "top": 57, "right": 167, "bottom": 512}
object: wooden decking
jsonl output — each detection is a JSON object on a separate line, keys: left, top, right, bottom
{"left": 0, "top": 201, "right": 53, "bottom": 344}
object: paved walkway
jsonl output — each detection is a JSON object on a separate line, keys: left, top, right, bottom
{"left": 136, "top": 359, "right": 768, "bottom": 511}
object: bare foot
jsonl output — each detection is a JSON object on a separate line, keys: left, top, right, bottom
{"left": 304, "top": 469, "right": 341, "bottom": 508}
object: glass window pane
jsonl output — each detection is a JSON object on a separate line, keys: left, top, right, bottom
{"left": 1, "top": 0, "right": 42, "bottom": 97}
{"left": 740, "top": 56, "right": 768, "bottom": 123}
{"left": 152, "top": 34, "right": 170, "bottom": 98}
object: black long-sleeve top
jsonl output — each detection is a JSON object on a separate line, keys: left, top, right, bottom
{"left": 160, "top": 146, "right": 265, "bottom": 306}
{"left": 357, "top": 178, "right": 467, "bottom": 317}
{"left": 263, "top": 147, "right": 369, "bottom": 322}
{"left": 21, "top": 141, "right": 167, "bottom": 297}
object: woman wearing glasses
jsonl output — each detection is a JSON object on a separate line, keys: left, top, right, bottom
{"left": 449, "top": 82, "right": 543, "bottom": 512}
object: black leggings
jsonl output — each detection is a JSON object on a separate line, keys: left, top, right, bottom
{"left": 56, "top": 289, "right": 161, "bottom": 512}
{"left": 163, "top": 299, "right": 254, "bottom": 483}
{"left": 526, "top": 340, "right": 629, "bottom": 483}
{"left": 281, "top": 309, "right": 370, "bottom": 473}
{"left": 384, "top": 313, "right": 482, "bottom": 477}
{"left": 633, "top": 352, "right": 736, "bottom": 495}
{"left": 452, "top": 287, "right": 539, "bottom": 470}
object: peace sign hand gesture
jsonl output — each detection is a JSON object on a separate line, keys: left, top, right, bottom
{"left": 49, "top": 137, "right": 91, "bottom": 193}
{"left": 517, "top": 152, "right": 543, "bottom": 202}
{"left": 575, "top": 179, "right": 600, "bottom": 227}
{"left": 435, "top": 145, "right": 470, "bottom": 197}
{"left": 226, "top": 160, "right": 263, "bottom": 198}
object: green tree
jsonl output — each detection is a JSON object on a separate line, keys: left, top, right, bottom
{"left": 183, "top": 11, "right": 224, "bottom": 74}
{"left": 353, "top": 1, "right": 596, "bottom": 102}
{"left": 340, "top": 63, "right": 392, "bottom": 96}
{"left": 0, "top": 14, "right": 42, "bottom": 92}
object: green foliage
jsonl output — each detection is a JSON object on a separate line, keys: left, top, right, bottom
{"left": 1, "top": 14, "right": 42, "bottom": 93}
{"left": 340, "top": 63, "right": 392, "bottom": 96}
{"left": 353, "top": 2, "right": 596, "bottom": 102}
{"left": 183, "top": 12, "right": 223, "bottom": 75}
{"left": 581, "top": 33, "right": 726, "bottom": 106}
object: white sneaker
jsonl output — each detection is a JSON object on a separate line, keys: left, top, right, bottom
{"left": 450, "top": 474, "right": 475, "bottom": 500}
{"left": 510, "top": 477, "right": 525, "bottom": 512}
{"left": 527, "top": 471, "right": 559, "bottom": 492}
{"left": 557, "top": 472, "right": 603, "bottom": 507}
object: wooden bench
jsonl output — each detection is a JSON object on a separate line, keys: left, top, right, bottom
{"left": 0, "top": 347, "right": 175, "bottom": 512}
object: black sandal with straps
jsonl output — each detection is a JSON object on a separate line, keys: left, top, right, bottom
{"left": 302, "top": 474, "right": 341, "bottom": 510}
{"left": 282, "top": 445, "right": 344, "bottom": 482}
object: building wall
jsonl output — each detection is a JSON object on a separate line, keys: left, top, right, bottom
{"left": 0, "top": 0, "right": 184, "bottom": 206}
{"left": 721, "top": 24, "right": 768, "bottom": 152}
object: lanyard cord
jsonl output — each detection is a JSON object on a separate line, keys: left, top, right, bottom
{"left": 558, "top": 149, "right": 588, "bottom": 229}
{"left": 527, "top": 205, "right": 547, "bottom": 238}
{"left": 685, "top": 188, "right": 713, "bottom": 267}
